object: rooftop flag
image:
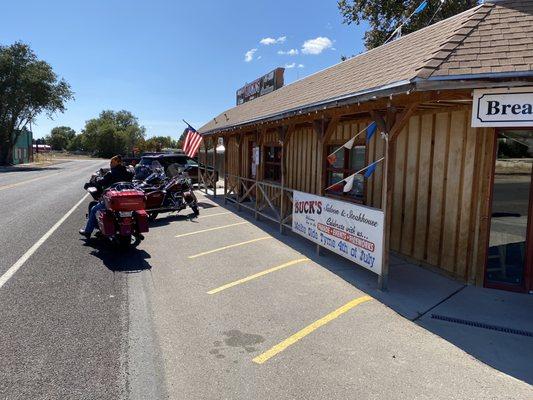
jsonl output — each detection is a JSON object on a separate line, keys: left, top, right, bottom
{"left": 384, "top": 0, "right": 430, "bottom": 44}
{"left": 414, "top": 1, "right": 428, "bottom": 15}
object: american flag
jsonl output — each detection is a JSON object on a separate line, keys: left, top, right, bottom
{"left": 182, "top": 124, "right": 203, "bottom": 158}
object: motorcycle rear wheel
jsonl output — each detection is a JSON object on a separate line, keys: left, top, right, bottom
{"left": 117, "top": 234, "right": 142, "bottom": 248}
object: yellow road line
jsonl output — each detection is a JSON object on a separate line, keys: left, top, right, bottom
{"left": 207, "top": 258, "right": 309, "bottom": 294}
{"left": 188, "top": 236, "right": 272, "bottom": 259}
{"left": 252, "top": 295, "right": 373, "bottom": 365}
{"left": 0, "top": 162, "right": 98, "bottom": 191}
{"left": 197, "top": 211, "right": 233, "bottom": 219}
{"left": 175, "top": 221, "right": 248, "bottom": 238}
{"left": 0, "top": 174, "right": 58, "bottom": 191}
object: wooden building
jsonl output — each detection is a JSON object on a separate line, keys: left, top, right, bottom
{"left": 198, "top": 0, "right": 533, "bottom": 293}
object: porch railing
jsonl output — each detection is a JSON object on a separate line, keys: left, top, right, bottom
{"left": 198, "top": 165, "right": 218, "bottom": 197}
{"left": 224, "top": 173, "right": 293, "bottom": 233}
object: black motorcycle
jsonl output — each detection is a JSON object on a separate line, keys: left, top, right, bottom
{"left": 134, "top": 167, "right": 199, "bottom": 221}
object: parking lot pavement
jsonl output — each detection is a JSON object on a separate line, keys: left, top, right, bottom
{"left": 129, "top": 192, "right": 533, "bottom": 400}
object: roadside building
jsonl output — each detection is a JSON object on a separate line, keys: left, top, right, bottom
{"left": 198, "top": 0, "right": 533, "bottom": 293}
{"left": 12, "top": 128, "right": 33, "bottom": 165}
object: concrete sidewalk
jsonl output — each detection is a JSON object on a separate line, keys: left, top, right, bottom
{"left": 203, "top": 191, "right": 533, "bottom": 386}
{"left": 418, "top": 287, "right": 533, "bottom": 384}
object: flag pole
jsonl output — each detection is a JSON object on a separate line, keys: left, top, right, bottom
{"left": 182, "top": 119, "right": 194, "bottom": 128}
{"left": 378, "top": 132, "right": 389, "bottom": 291}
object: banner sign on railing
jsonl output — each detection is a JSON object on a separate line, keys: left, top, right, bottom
{"left": 291, "top": 191, "right": 384, "bottom": 275}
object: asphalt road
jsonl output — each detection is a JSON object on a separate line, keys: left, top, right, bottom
{"left": 0, "top": 159, "right": 531, "bottom": 399}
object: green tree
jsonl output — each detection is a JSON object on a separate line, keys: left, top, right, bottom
{"left": 82, "top": 110, "right": 146, "bottom": 158}
{"left": 45, "top": 126, "right": 76, "bottom": 150}
{"left": 143, "top": 136, "right": 178, "bottom": 152}
{"left": 0, "top": 42, "right": 73, "bottom": 164}
{"left": 338, "top": 0, "right": 478, "bottom": 50}
{"left": 67, "top": 133, "right": 85, "bottom": 151}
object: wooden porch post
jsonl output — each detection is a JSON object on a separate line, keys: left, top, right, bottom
{"left": 237, "top": 134, "right": 243, "bottom": 212}
{"left": 204, "top": 140, "right": 209, "bottom": 195}
{"left": 279, "top": 124, "right": 294, "bottom": 234}
{"left": 223, "top": 135, "right": 228, "bottom": 204}
{"left": 211, "top": 136, "right": 218, "bottom": 199}
{"left": 372, "top": 102, "right": 419, "bottom": 290}
{"left": 314, "top": 116, "right": 339, "bottom": 256}
{"left": 255, "top": 129, "right": 265, "bottom": 220}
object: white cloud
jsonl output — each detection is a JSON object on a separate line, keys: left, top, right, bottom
{"left": 277, "top": 48, "right": 299, "bottom": 56}
{"left": 260, "top": 36, "right": 286, "bottom": 45}
{"left": 298, "top": 64, "right": 305, "bottom": 68}
{"left": 284, "top": 62, "right": 296, "bottom": 69}
{"left": 244, "top": 48, "right": 257, "bottom": 62}
{"left": 260, "top": 38, "right": 276, "bottom": 45}
{"left": 301, "top": 37, "right": 333, "bottom": 55}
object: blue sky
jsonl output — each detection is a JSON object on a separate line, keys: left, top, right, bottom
{"left": 1, "top": 0, "right": 368, "bottom": 139}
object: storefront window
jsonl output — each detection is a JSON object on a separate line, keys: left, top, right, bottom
{"left": 263, "top": 145, "right": 282, "bottom": 182}
{"left": 326, "top": 145, "right": 366, "bottom": 200}
{"left": 487, "top": 130, "right": 533, "bottom": 288}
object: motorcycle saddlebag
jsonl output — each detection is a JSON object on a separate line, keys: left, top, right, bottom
{"left": 104, "top": 189, "right": 145, "bottom": 211}
{"left": 97, "top": 209, "right": 115, "bottom": 236}
{"left": 135, "top": 210, "right": 149, "bottom": 233}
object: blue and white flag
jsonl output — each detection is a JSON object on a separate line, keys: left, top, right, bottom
{"left": 327, "top": 121, "right": 378, "bottom": 165}
{"left": 364, "top": 160, "right": 380, "bottom": 178}
{"left": 325, "top": 157, "right": 385, "bottom": 193}
{"left": 366, "top": 122, "right": 377, "bottom": 141}
{"left": 414, "top": 1, "right": 428, "bottom": 15}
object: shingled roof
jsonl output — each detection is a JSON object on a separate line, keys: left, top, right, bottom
{"left": 199, "top": 0, "right": 533, "bottom": 135}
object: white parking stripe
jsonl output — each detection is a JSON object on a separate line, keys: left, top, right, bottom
{"left": 197, "top": 211, "right": 233, "bottom": 219}
{"left": 0, "top": 193, "right": 89, "bottom": 290}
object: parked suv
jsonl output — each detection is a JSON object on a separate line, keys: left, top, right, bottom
{"left": 135, "top": 153, "right": 217, "bottom": 185}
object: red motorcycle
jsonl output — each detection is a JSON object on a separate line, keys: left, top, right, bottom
{"left": 85, "top": 181, "right": 149, "bottom": 248}
{"left": 135, "top": 169, "right": 199, "bottom": 221}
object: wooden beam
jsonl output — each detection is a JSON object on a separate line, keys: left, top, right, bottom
{"left": 370, "top": 110, "right": 387, "bottom": 134}
{"left": 389, "top": 102, "right": 420, "bottom": 142}
{"left": 318, "top": 117, "right": 340, "bottom": 195}
{"left": 202, "top": 90, "right": 473, "bottom": 138}
{"left": 377, "top": 106, "right": 397, "bottom": 290}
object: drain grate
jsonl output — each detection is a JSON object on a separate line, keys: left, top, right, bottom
{"left": 430, "top": 314, "right": 533, "bottom": 338}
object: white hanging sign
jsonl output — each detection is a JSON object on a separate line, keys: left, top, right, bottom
{"left": 291, "top": 191, "right": 384, "bottom": 275}
{"left": 472, "top": 87, "right": 533, "bottom": 127}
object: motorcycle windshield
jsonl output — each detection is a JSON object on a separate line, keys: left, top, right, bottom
{"left": 149, "top": 160, "right": 164, "bottom": 173}
{"left": 167, "top": 162, "right": 188, "bottom": 178}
